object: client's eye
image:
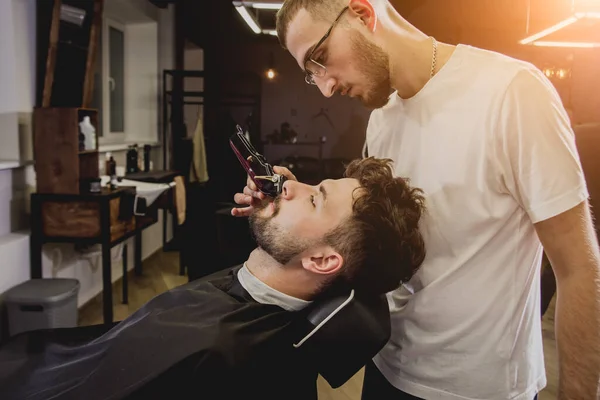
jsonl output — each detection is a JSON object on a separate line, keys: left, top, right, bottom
{"left": 315, "top": 51, "right": 326, "bottom": 64}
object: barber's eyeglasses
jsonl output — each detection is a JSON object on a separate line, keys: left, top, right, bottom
{"left": 304, "top": 6, "right": 349, "bottom": 85}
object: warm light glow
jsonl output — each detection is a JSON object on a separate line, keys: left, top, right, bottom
{"left": 533, "top": 41, "right": 600, "bottom": 48}
{"left": 519, "top": 17, "right": 578, "bottom": 44}
{"left": 235, "top": 5, "right": 260, "bottom": 34}
{"left": 262, "top": 29, "right": 278, "bottom": 36}
{"left": 520, "top": 6, "right": 600, "bottom": 47}
{"left": 574, "top": 0, "right": 600, "bottom": 12}
{"left": 266, "top": 69, "right": 276, "bottom": 79}
{"left": 557, "top": 68, "right": 568, "bottom": 79}
{"left": 542, "top": 66, "right": 571, "bottom": 80}
{"left": 575, "top": 11, "right": 600, "bottom": 18}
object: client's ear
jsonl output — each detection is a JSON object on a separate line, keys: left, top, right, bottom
{"left": 301, "top": 246, "right": 343, "bottom": 276}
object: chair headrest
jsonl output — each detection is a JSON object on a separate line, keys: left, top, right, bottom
{"left": 294, "top": 290, "right": 391, "bottom": 388}
{"left": 203, "top": 265, "right": 391, "bottom": 387}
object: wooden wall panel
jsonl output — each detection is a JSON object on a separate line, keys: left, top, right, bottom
{"left": 33, "top": 107, "right": 80, "bottom": 194}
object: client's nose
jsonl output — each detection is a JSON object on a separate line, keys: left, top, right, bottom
{"left": 281, "top": 180, "right": 292, "bottom": 199}
{"left": 281, "top": 180, "right": 307, "bottom": 200}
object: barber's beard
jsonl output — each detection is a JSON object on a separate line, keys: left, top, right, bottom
{"left": 249, "top": 198, "right": 313, "bottom": 265}
{"left": 350, "top": 30, "right": 393, "bottom": 109}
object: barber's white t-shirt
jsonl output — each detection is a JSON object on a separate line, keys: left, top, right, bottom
{"left": 367, "top": 44, "right": 588, "bottom": 400}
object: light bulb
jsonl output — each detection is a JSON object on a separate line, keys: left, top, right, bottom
{"left": 266, "top": 69, "right": 276, "bottom": 79}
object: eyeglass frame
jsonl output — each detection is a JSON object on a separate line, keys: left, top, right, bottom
{"left": 304, "top": 6, "right": 350, "bottom": 85}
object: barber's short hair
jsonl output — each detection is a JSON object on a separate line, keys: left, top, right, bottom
{"left": 276, "top": 0, "right": 348, "bottom": 49}
{"left": 325, "top": 157, "right": 426, "bottom": 297}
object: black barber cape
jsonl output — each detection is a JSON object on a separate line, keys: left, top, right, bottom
{"left": 0, "top": 267, "right": 318, "bottom": 400}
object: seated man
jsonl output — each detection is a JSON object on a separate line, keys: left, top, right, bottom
{"left": 0, "top": 157, "right": 426, "bottom": 400}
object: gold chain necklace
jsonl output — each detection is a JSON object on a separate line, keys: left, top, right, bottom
{"left": 430, "top": 36, "right": 438, "bottom": 78}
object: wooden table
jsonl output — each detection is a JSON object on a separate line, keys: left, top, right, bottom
{"left": 30, "top": 187, "right": 159, "bottom": 325}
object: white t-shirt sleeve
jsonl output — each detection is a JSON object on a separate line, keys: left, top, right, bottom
{"left": 494, "top": 67, "right": 589, "bottom": 224}
{"left": 364, "top": 111, "right": 379, "bottom": 158}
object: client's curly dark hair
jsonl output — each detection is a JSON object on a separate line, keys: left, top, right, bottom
{"left": 324, "top": 157, "right": 426, "bottom": 297}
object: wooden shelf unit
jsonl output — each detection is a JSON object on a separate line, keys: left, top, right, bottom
{"left": 33, "top": 107, "right": 100, "bottom": 194}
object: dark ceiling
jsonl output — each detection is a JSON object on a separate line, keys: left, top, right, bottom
{"left": 182, "top": 0, "right": 581, "bottom": 50}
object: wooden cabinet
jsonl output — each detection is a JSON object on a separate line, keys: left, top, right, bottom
{"left": 39, "top": 193, "right": 137, "bottom": 242}
{"left": 35, "top": 187, "right": 140, "bottom": 241}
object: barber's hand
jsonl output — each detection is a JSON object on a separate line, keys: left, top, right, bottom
{"left": 273, "top": 166, "right": 297, "bottom": 182}
{"left": 231, "top": 175, "right": 265, "bottom": 217}
{"left": 231, "top": 166, "right": 297, "bottom": 217}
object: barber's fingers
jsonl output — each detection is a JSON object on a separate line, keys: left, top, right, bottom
{"left": 273, "top": 166, "right": 297, "bottom": 182}
{"left": 246, "top": 175, "right": 258, "bottom": 191}
{"left": 233, "top": 192, "right": 252, "bottom": 206}
{"left": 232, "top": 192, "right": 256, "bottom": 218}
{"left": 245, "top": 176, "right": 265, "bottom": 200}
{"left": 232, "top": 188, "right": 268, "bottom": 217}
{"left": 231, "top": 206, "right": 253, "bottom": 217}
{"left": 244, "top": 185, "right": 265, "bottom": 200}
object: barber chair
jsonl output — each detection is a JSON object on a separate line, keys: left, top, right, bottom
{"left": 202, "top": 265, "right": 391, "bottom": 388}
{"left": 295, "top": 289, "right": 390, "bottom": 388}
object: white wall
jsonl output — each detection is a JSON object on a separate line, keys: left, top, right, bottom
{"left": 125, "top": 22, "right": 159, "bottom": 143}
{"left": 0, "top": 114, "right": 20, "bottom": 162}
{"left": 105, "top": 0, "right": 158, "bottom": 23}
{"left": 12, "top": 0, "right": 37, "bottom": 113}
{"left": 0, "top": 0, "right": 35, "bottom": 115}
{"left": 0, "top": 0, "right": 36, "bottom": 165}
{"left": 0, "top": 1, "right": 19, "bottom": 115}
{"left": 0, "top": 1, "right": 175, "bottom": 311}
{"left": 0, "top": 170, "right": 14, "bottom": 237}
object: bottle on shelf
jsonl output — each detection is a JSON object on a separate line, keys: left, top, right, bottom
{"left": 126, "top": 144, "right": 139, "bottom": 174}
{"left": 143, "top": 144, "right": 151, "bottom": 172}
{"left": 79, "top": 116, "right": 96, "bottom": 151}
{"left": 105, "top": 152, "right": 117, "bottom": 189}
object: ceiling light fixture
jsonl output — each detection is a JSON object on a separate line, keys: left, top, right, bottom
{"left": 234, "top": 5, "right": 261, "bottom": 34}
{"left": 233, "top": 2, "right": 282, "bottom": 35}
{"left": 533, "top": 41, "right": 600, "bottom": 48}
{"left": 250, "top": 2, "right": 283, "bottom": 10}
{"left": 519, "top": 0, "right": 600, "bottom": 47}
{"left": 520, "top": 16, "right": 579, "bottom": 44}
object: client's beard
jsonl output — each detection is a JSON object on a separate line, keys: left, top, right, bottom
{"left": 249, "top": 197, "right": 313, "bottom": 265}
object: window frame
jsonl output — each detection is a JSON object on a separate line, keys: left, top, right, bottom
{"left": 99, "top": 17, "right": 127, "bottom": 144}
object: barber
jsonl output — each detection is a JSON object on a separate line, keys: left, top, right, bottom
{"left": 232, "top": 1, "right": 600, "bottom": 399}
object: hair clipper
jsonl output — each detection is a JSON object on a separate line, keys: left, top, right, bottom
{"left": 229, "top": 125, "right": 287, "bottom": 197}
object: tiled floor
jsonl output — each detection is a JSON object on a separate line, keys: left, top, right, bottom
{"left": 79, "top": 251, "right": 558, "bottom": 399}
